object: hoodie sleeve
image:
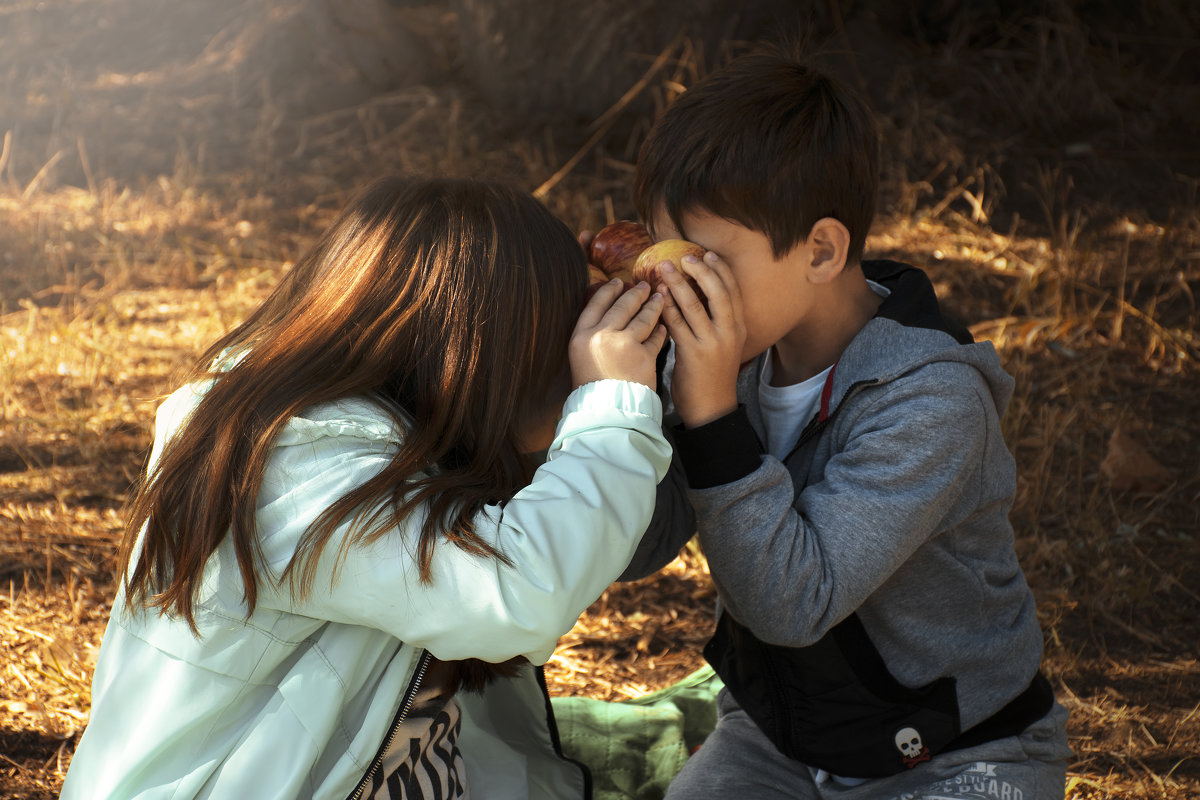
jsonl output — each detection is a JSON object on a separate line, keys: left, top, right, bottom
{"left": 684, "top": 362, "right": 992, "bottom": 647}
{"left": 615, "top": 420, "right": 697, "bottom": 581}
{"left": 251, "top": 379, "right": 672, "bottom": 665}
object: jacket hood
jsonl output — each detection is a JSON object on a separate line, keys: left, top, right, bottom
{"left": 829, "top": 260, "right": 1014, "bottom": 417}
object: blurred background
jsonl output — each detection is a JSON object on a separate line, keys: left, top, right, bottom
{"left": 0, "top": 1, "right": 1197, "bottom": 798}
{"left": 2, "top": 0, "right": 1197, "bottom": 220}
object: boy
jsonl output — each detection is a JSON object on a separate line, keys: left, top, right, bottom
{"left": 623, "top": 46, "right": 1072, "bottom": 799}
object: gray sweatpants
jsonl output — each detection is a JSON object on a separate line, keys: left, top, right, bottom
{"left": 665, "top": 689, "right": 1072, "bottom": 800}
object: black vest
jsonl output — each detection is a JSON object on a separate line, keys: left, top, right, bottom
{"left": 704, "top": 612, "right": 1054, "bottom": 778}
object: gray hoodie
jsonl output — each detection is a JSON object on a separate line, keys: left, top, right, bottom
{"left": 628, "top": 260, "right": 1047, "bottom": 770}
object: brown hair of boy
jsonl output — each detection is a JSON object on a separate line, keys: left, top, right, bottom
{"left": 120, "top": 177, "right": 585, "bottom": 668}
{"left": 634, "top": 45, "right": 880, "bottom": 265}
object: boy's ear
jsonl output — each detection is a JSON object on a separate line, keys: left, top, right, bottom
{"left": 805, "top": 218, "right": 851, "bottom": 284}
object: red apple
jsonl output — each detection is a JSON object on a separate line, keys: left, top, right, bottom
{"left": 632, "top": 239, "right": 708, "bottom": 305}
{"left": 588, "top": 221, "right": 653, "bottom": 285}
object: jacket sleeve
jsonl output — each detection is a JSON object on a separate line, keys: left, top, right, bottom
{"left": 616, "top": 345, "right": 702, "bottom": 581}
{"left": 616, "top": 420, "right": 696, "bottom": 581}
{"left": 683, "top": 365, "right": 991, "bottom": 647}
{"left": 252, "top": 379, "right": 672, "bottom": 665}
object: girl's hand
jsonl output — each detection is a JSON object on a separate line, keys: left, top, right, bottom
{"left": 657, "top": 252, "right": 746, "bottom": 427}
{"left": 577, "top": 229, "right": 596, "bottom": 255}
{"left": 570, "top": 280, "right": 667, "bottom": 390}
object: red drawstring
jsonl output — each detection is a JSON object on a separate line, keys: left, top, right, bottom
{"left": 817, "top": 362, "right": 838, "bottom": 422}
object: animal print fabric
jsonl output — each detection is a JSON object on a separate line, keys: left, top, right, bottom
{"left": 356, "top": 667, "right": 468, "bottom": 800}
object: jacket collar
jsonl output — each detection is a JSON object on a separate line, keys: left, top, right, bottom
{"left": 740, "top": 260, "right": 1014, "bottom": 427}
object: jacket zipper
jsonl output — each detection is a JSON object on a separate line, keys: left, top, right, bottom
{"left": 782, "top": 379, "right": 879, "bottom": 464}
{"left": 534, "top": 665, "right": 594, "bottom": 799}
{"left": 347, "top": 649, "right": 432, "bottom": 800}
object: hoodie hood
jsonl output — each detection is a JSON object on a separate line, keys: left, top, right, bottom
{"left": 827, "top": 260, "right": 1013, "bottom": 418}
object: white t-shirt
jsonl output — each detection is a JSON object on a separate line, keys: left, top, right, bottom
{"left": 757, "top": 280, "right": 891, "bottom": 462}
{"left": 758, "top": 360, "right": 830, "bottom": 460}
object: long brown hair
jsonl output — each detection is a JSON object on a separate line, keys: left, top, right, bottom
{"left": 121, "top": 177, "right": 585, "bottom": 676}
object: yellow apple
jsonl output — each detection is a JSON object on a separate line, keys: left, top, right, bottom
{"left": 632, "top": 239, "right": 708, "bottom": 305}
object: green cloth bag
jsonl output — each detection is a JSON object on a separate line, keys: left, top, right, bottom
{"left": 550, "top": 666, "right": 725, "bottom": 800}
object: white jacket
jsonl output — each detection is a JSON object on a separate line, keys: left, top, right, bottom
{"left": 62, "top": 378, "right": 671, "bottom": 799}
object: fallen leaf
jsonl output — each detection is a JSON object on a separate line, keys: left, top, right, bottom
{"left": 1100, "top": 427, "right": 1175, "bottom": 492}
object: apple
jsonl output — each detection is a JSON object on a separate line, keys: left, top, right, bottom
{"left": 632, "top": 239, "right": 708, "bottom": 305}
{"left": 588, "top": 221, "right": 653, "bottom": 285}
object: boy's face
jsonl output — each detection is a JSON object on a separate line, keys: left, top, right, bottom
{"left": 649, "top": 206, "right": 816, "bottom": 364}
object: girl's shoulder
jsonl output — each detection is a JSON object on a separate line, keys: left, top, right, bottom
{"left": 279, "top": 396, "right": 409, "bottom": 449}
{"left": 157, "top": 381, "right": 407, "bottom": 450}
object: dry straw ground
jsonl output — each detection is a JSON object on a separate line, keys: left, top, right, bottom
{"left": 1, "top": 1, "right": 1197, "bottom": 798}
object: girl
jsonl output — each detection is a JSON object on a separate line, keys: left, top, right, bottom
{"left": 62, "top": 177, "right": 672, "bottom": 799}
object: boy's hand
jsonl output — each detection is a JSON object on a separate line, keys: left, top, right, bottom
{"left": 657, "top": 252, "right": 746, "bottom": 427}
{"left": 570, "top": 280, "right": 667, "bottom": 390}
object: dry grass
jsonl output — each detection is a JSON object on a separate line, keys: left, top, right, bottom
{"left": 1, "top": 1, "right": 1198, "bottom": 798}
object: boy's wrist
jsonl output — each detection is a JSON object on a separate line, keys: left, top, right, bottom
{"left": 679, "top": 401, "right": 738, "bottom": 429}
{"left": 677, "top": 381, "right": 740, "bottom": 428}
{"left": 672, "top": 406, "right": 761, "bottom": 489}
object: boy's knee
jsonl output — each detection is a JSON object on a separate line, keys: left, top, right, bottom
{"left": 666, "top": 709, "right": 817, "bottom": 800}
{"left": 666, "top": 749, "right": 777, "bottom": 800}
